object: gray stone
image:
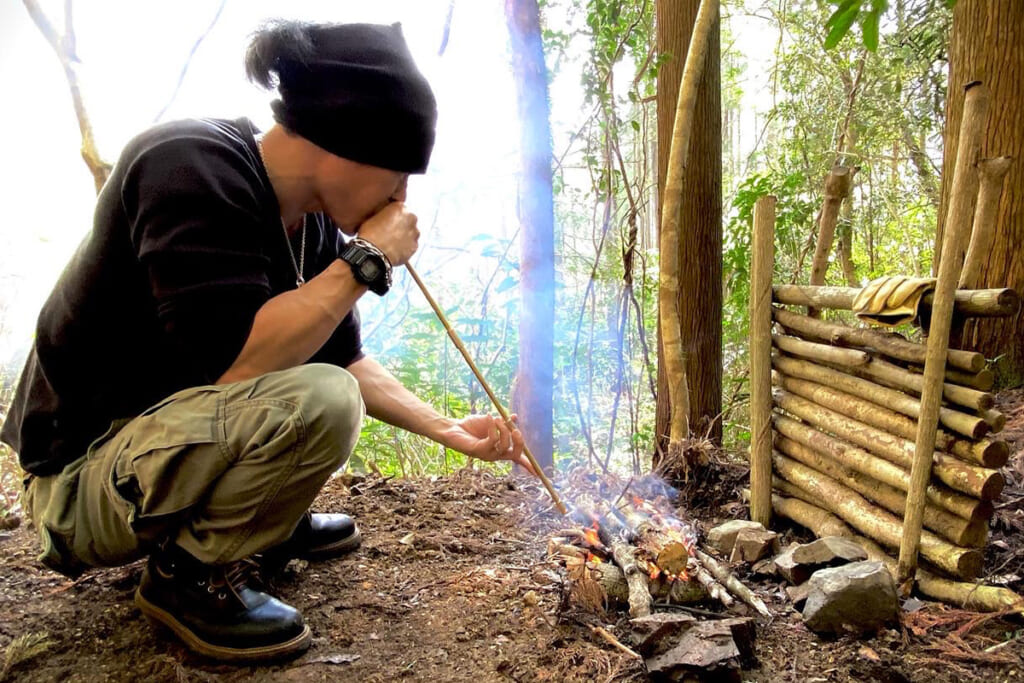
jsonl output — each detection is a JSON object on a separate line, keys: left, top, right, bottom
{"left": 801, "top": 561, "right": 899, "bottom": 634}
{"left": 628, "top": 613, "right": 697, "bottom": 657}
{"left": 792, "top": 536, "right": 868, "bottom": 565}
{"left": 729, "top": 528, "right": 780, "bottom": 564}
{"left": 774, "top": 536, "right": 868, "bottom": 585}
{"left": 706, "top": 520, "right": 765, "bottom": 556}
{"left": 643, "top": 618, "right": 756, "bottom": 682}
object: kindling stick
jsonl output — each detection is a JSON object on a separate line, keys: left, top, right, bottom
{"left": 405, "top": 263, "right": 568, "bottom": 515}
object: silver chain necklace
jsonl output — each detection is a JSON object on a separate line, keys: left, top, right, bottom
{"left": 256, "top": 135, "right": 306, "bottom": 288}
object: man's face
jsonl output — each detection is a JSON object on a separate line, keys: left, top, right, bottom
{"left": 314, "top": 154, "right": 409, "bottom": 234}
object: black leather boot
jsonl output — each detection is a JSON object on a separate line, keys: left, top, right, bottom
{"left": 135, "top": 544, "right": 311, "bottom": 661}
{"left": 259, "top": 512, "right": 362, "bottom": 575}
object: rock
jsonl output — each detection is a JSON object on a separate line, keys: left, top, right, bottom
{"left": 786, "top": 583, "right": 812, "bottom": 609}
{"left": 706, "top": 520, "right": 765, "bottom": 556}
{"left": 729, "top": 528, "right": 779, "bottom": 564}
{"left": 774, "top": 536, "right": 868, "bottom": 585}
{"left": 793, "top": 537, "right": 867, "bottom": 565}
{"left": 643, "top": 618, "right": 756, "bottom": 682}
{"left": 801, "top": 561, "right": 899, "bottom": 634}
{"left": 628, "top": 613, "right": 698, "bottom": 656}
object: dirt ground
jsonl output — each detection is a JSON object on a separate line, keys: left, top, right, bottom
{"left": 3, "top": 395, "right": 1024, "bottom": 682}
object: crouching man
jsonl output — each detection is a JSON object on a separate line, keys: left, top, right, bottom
{"left": 1, "top": 20, "right": 531, "bottom": 662}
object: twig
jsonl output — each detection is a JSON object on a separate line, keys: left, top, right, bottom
{"left": 589, "top": 625, "right": 641, "bottom": 659}
{"left": 695, "top": 549, "right": 771, "bottom": 618}
{"left": 612, "top": 477, "right": 635, "bottom": 508}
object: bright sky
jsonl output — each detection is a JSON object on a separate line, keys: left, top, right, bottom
{"left": 0, "top": 0, "right": 774, "bottom": 368}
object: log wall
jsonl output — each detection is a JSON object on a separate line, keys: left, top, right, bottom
{"left": 754, "top": 289, "right": 1016, "bottom": 587}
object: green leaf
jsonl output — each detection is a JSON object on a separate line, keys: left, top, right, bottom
{"left": 862, "top": 10, "right": 880, "bottom": 50}
{"left": 824, "top": 1, "right": 861, "bottom": 49}
{"left": 495, "top": 276, "right": 518, "bottom": 294}
{"left": 825, "top": 0, "right": 859, "bottom": 29}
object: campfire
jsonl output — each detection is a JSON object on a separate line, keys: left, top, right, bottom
{"left": 548, "top": 471, "right": 768, "bottom": 618}
{"left": 544, "top": 470, "right": 768, "bottom": 677}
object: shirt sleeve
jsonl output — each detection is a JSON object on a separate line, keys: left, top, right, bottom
{"left": 120, "top": 133, "right": 272, "bottom": 384}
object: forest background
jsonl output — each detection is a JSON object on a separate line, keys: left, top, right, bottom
{"left": 0, "top": 0, "right": 959, "bottom": 513}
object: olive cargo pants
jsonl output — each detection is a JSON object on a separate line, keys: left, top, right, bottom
{"left": 24, "top": 364, "right": 364, "bottom": 576}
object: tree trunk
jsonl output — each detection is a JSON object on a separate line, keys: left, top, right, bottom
{"left": 655, "top": 0, "right": 723, "bottom": 451}
{"left": 936, "top": 0, "right": 1024, "bottom": 385}
{"left": 505, "top": 0, "right": 555, "bottom": 470}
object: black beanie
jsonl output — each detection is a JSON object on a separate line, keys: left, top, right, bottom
{"left": 270, "top": 23, "right": 437, "bottom": 174}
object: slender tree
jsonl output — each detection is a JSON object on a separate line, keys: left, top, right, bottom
{"left": 936, "top": 0, "right": 1024, "bottom": 384}
{"left": 505, "top": 0, "right": 555, "bottom": 470}
{"left": 655, "top": 0, "right": 723, "bottom": 451}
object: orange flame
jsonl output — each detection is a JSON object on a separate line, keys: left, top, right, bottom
{"left": 583, "top": 526, "right": 601, "bottom": 547}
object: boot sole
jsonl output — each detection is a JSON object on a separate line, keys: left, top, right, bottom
{"left": 135, "top": 589, "right": 311, "bottom": 662}
{"left": 302, "top": 527, "right": 362, "bottom": 561}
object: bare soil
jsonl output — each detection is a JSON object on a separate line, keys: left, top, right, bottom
{"left": 2, "top": 394, "right": 1024, "bottom": 682}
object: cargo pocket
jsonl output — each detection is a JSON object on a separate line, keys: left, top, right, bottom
{"left": 27, "top": 457, "right": 90, "bottom": 578}
{"left": 106, "top": 385, "right": 230, "bottom": 545}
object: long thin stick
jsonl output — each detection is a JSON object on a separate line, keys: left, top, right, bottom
{"left": 899, "top": 82, "right": 989, "bottom": 582}
{"left": 405, "top": 263, "right": 567, "bottom": 515}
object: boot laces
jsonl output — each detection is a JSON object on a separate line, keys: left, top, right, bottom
{"left": 206, "top": 558, "right": 262, "bottom": 599}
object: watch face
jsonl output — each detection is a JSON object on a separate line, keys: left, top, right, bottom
{"left": 360, "top": 260, "right": 382, "bottom": 281}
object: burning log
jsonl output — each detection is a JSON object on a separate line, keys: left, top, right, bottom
{"left": 547, "top": 540, "right": 706, "bottom": 607}
{"left": 772, "top": 306, "right": 984, "bottom": 373}
{"left": 770, "top": 493, "right": 1024, "bottom": 614}
{"left": 771, "top": 413, "right": 991, "bottom": 522}
{"left": 774, "top": 435, "right": 988, "bottom": 548}
{"left": 772, "top": 353, "right": 988, "bottom": 440}
{"left": 773, "top": 389, "right": 1004, "bottom": 500}
{"left": 577, "top": 503, "right": 654, "bottom": 618}
{"left": 617, "top": 499, "right": 694, "bottom": 579}
{"left": 771, "top": 454, "right": 983, "bottom": 580}
{"left": 774, "top": 374, "right": 1008, "bottom": 468}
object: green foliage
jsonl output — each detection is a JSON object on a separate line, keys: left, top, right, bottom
{"left": 823, "top": 0, "right": 955, "bottom": 51}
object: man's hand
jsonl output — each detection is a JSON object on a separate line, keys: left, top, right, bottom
{"left": 441, "top": 414, "right": 536, "bottom": 476}
{"left": 357, "top": 202, "right": 419, "bottom": 266}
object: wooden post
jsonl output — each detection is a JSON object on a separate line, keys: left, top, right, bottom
{"left": 898, "top": 82, "right": 989, "bottom": 582}
{"left": 749, "top": 195, "right": 776, "bottom": 526}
